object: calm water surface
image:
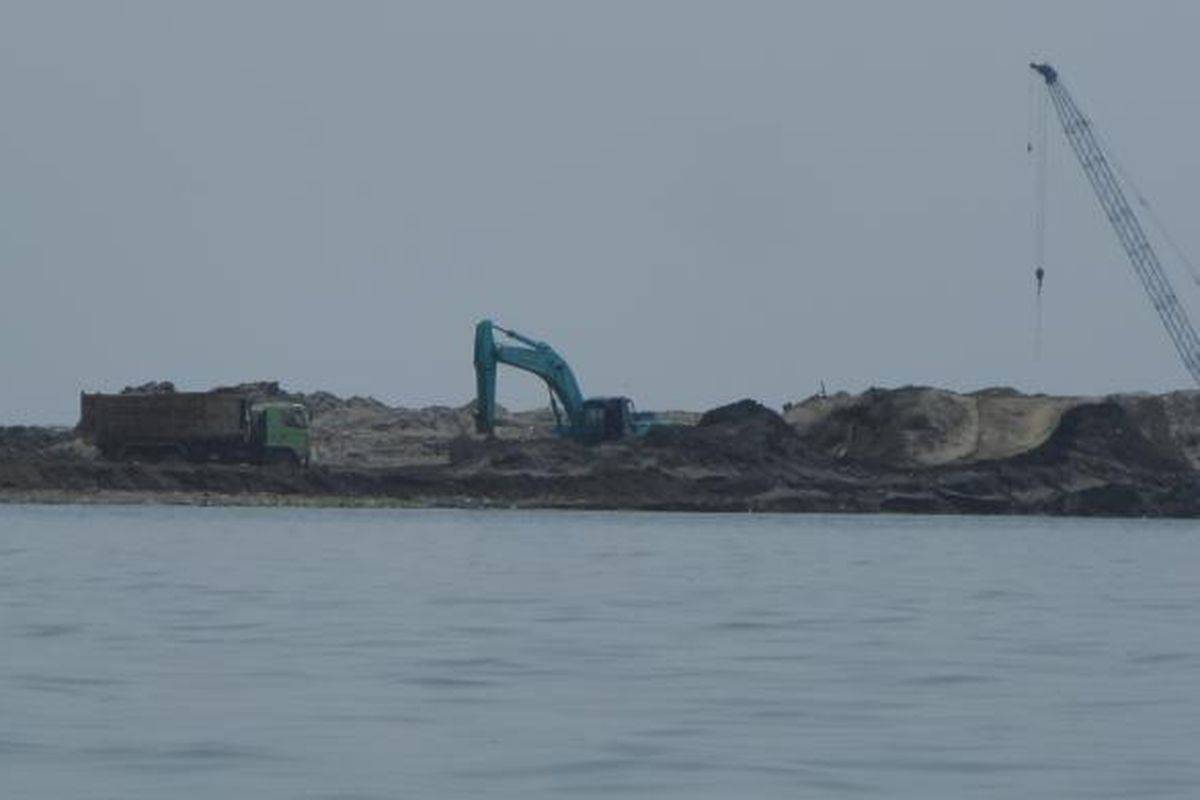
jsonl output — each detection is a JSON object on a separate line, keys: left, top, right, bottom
{"left": 1, "top": 505, "right": 1199, "bottom": 798}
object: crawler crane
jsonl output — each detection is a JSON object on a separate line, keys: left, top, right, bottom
{"left": 1031, "top": 62, "right": 1200, "bottom": 386}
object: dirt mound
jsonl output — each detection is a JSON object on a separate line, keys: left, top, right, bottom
{"left": 308, "top": 394, "right": 558, "bottom": 468}
{"left": 787, "top": 387, "right": 977, "bottom": 466}
{"left": 699, "top": 398, "right": 789, "bottom": 431}
{"left": 785, "top": 386, "right": 1093, "bottom": 466}
{"left": 0, "top": 427, "right": 84, "bottom": 461}
{"left": 1019, "top": 401, "right": 1188, "bottom": 471}
{"left": 1114, "top": 391, "right": 1200, "bottom": 470}
{"left": 784, "top": 386, "right": 1200, "bottom": 472}
{"left": 121, "top": 381, "right": 176, "bottom": 394}
{"left": 294, "top": 391, "right": 390, "bottom": 418}
{"left": 643, "top": 399, "right": 804, "bottom": 467}
{"left": 312, "top": 402, "right": 477, "bottom": 466}
{"left": 213, "top": 381, "right": 289, "bottom": 397}
{"left": 970, "top": 394, "right": 1082, "bottom": 461}
{"left": 7, "top": 382, "right": 1200, "bottom": 517}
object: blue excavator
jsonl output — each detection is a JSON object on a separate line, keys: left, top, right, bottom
{"left": 474, "top": 319, "right": 651, "bottom": 443}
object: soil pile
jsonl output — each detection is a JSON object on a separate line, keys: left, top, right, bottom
{"left": 0, "top": 427, "right": 81, "bottom": 461}
{"left": 310, "top": 397, "right": 554, "bottom": 467}
{"left": 1115, "top": 391, "right": 1200, "bottom": 470}
{"left": 4, "top": 384, "right": 1200, "bottom": 516}
{"left": 786, "top": 387, "right": 978, "bottom": 465}
{"left": 642, "top": 399, "right": 805, "bottom": 468}
{"left": 781, "top": 386, "right": 1187, "bottom": 467}
{"left": 1016, "top": 401, "right": 1189, "bottom": 472}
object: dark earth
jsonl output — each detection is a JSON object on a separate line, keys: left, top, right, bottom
{"left": 4, "top": 384, "right": 1200, "bottom": 517}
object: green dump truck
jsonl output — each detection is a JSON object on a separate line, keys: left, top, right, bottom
{"left": 79, "top": 390, "right": 310, "bottom": 465}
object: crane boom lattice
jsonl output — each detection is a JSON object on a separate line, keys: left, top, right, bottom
{"left": 1031, "top": 62, "right": 1200, "bottom": 386}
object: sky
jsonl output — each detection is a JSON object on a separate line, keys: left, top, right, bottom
{"left": 4, "top": 1, "right": 1200, "bottom": 424}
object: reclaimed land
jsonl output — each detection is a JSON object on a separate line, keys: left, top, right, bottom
{"left": 4, "top": 386, "right": 1200, "bottom": 517}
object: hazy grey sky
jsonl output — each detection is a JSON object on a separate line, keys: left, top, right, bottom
{"left": 5, "top": 1, "right": 1200, "bottom": 423}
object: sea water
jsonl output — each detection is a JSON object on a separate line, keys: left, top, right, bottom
{"left": 1, "top": 505, "right": 1198, "bottom": 799}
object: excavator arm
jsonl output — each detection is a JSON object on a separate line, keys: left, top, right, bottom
{"left": 474, "top": 319, "right": 587, "bottom": 435}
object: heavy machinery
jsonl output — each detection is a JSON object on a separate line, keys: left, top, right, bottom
{"left": 79, "top": 389, "right": 311, "bottom": 465}
{"left": 473, "top": 319, "right": 652, "bottom": 443}
{"left": 1030, "top": 62, "right": 1200, "bottom": 386}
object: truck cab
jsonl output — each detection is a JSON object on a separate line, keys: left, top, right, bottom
{"left": 253, "top": 401, "right": 311, "bottom": 465}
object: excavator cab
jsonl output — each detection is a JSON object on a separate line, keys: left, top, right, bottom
{"left": 578, "top": 397, "right": 636, "bottom": 443}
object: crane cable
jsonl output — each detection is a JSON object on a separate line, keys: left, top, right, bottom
{"left": 1030, "top": 61, "right": 1200, "bottom": 386}
{"left": 1031, "top": 67, "right": 1200, "bottom": 296}
{"left": 1029, "top": 69, "right": 1049, "bottom": 359}
{"left": 1025, "top": 69, "right": 1199, "bottom": 359}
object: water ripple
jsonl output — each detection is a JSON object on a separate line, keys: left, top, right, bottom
{"left": 5, "top": 506, "right": 1200, "bottom": 798}
{"left": 900, "top": 673, "right": 999, "bottom": 687}
{"left": 0, "top": 737, "right": 47, "bottom": 757}
{"left": 12, "top": 673, "right": 128, "bottom": 695}
{"left": 18, "top": 622, "right": 86, "bottom": 638}
{"left": 78, "top": 740, "right": 289, "bottom": 771}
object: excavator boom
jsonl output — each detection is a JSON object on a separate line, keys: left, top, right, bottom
{"left": 474, "top": 319, "right": 586, "bottom": 435}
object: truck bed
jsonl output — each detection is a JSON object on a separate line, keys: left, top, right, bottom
{"left": 80, "top": 392, "right": 250, "bottom": 447}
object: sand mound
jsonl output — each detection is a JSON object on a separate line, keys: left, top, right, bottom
{"left": 785, "top": 387, "right": 981, "bottom": 466}
{"left": 308, "top": 394, "right": 556, "bottom": 468}
{"left": 784, "top": 386, "right": 1200, "bottom": 469}
{"left": 785, "top": 387, "right": 1091, "bottom": 466}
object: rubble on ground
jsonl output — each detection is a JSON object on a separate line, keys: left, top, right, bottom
{"left": 3, "top": 384, "right": 1200, "bottom": 517}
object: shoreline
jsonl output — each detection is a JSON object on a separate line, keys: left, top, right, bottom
{"left": 5, "top": 387, "right": 1200, "bottom": 519}
{"left": 1, "top": 476, "right": 1195, "bottom": 519}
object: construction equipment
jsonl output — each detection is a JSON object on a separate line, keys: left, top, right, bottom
{"left": 473, "top": 319, "right": 652, "bottom": 443}
{"left": 80, "top": 390, "right": 311, "bottom": 465}
{"left": 1030, "top": 62, "right": 1200, "bottom": 386}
